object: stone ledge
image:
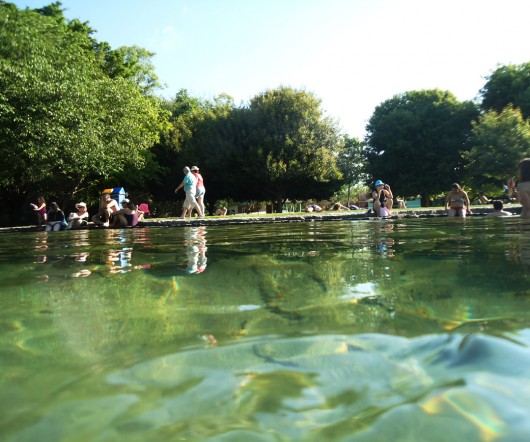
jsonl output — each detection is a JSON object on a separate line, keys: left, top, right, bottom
{"left": 0, "top": 207, "right": 522, "bottom": 233}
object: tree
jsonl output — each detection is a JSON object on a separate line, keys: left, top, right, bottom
{"left": 336, "top": 135, "right": 366, "bottom": 204}
{"left": 364, "top": 90, "right": 478, "bottom": 205}
{"left": 481, "top": 63, "right": 530, "bottom": 119}
{"left": 464, "top": 106, "right": 530, "bottom": 192}
{"left": 0, "top": 2, "right": 167, "bottom": 225}
{"left": 242, "top": 87, "right": 344, "bottom": 211}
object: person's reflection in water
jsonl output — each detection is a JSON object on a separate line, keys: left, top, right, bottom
{"left": 373, "top": 222, "right": 396, "bottom": 259}
{"left": 184, "top": 226, "right": 207, "bottom": 274}
{"left": 33, "top": 236, "right": 49, "bottom": 280}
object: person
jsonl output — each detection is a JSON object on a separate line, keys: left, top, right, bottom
{"left": 372, "top": 180, "right": 393, "bottom": 217}
{"left": 30, "top": 196, "right": 47, "bottom": 226}
{"left": 191, "top": 166, "right": 206, "bottom": 216}
{"left": 305, "top": 204, "right": 322, "bottom": 212}
{"left": 175, "top": 166, "right": 204, "bottom": 219}
{"left": 92, "top": 193, "right": 119, "bottom": 227}
{"left": 478, "top": 192, "right": 490, "bottom": 205}
{"left": 517, "top": 158, "right": 530, "bottom": 218}
{"left": 486, "top": 200, "right": 512, "bottom": 217}
{"left": 215, "top": 207, "right": 228, "bottom": 216}
{"left": 445, "top": 183, "right": 472, "bottom": 217}
{"left": 66, "top": 202, "right": 89, "bottom": 229}
{"left": 111, "top": 199, "right": 138, "bottom": 227}
{"left": 45, "top": 202, "right": 67, "bottom": 232}
{"left": 331, "top": 202, "right": 350, "bottom": 210}
{"left": 137, "top": 201, "right": 151, "bottom": 221}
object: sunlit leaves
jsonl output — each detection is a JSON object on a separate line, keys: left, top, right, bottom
{"left": 464, "top": 106, "right": 530, "bottom": 190}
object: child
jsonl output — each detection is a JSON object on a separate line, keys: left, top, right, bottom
{"left": 30, "top": 196, "right": 47, "bottom": 226}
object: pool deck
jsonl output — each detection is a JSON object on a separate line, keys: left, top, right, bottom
{"left": 0, "top": 206, "right": 523, "bottom": 233}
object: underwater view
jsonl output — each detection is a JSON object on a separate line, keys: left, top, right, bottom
{"left": 1, "top": 217, "right": 530, "bottom": 441}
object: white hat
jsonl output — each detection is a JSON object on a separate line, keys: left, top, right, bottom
{"left": 76, "top": 202, "right": 87, "bottom": 208}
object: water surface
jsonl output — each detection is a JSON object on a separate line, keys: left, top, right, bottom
{"left": 1, "top": 218, "right": 530, "bottom": 441}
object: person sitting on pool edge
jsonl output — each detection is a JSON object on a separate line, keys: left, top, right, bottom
{"left": 486, "top": 200, "right": 512, "bottom": 217}
{"left": 111, "top": 199, "right": 139, "bottom": 227}
{"left": 66, "top": 202, "right": 89, "bottom": 229}
{"left": 445, "top": 183, "right": 472, "bottom": 217}
{"left": 92, "top": 193, "right": 119, "bottom": 227}
{"left": 372, "top": 180, "right": 393, "bottom": 217}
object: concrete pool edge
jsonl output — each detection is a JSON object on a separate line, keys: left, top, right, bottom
{"left": 1, "top": 206, "right": 522, "bottom": 233}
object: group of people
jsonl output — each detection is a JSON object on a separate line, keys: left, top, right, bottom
{"left": 175, "top": 165, "right": 206, "bottom": 219}
{"left": 443, "top": 159, "right": 530, "bottom": 218}
{"left": 91, "top": 194, "right": 140, "bottom": 228}
{"left": 374, "top": 158, "right": 530, "bottom": 218}
{"left": 31, "top": 158, "right": 530, "bottom": 227}
{"left": 31, "top": 199, "right": 89, "bottom": 231}
{"left": 31, "top": 193, "right": 147, "bottom": 231}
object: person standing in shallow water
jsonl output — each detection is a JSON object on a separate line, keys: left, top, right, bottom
{"left": 518, "top": 158, "right": 530, "bottom": 218}
{"left": 445, "top": 183, "right": 472, "bottom": 217}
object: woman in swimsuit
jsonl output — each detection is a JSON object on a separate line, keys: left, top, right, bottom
{"left": 30, "top": 196, "right": 47, "bottom": 226}
{"left": 445, "top": 183, "right": 472, "bottom": 217}
{"left": 372, "top": 180, "right": 393, "bottom": 216}
{"left": 517, "top": 158, "right": 530, "bottom": 218}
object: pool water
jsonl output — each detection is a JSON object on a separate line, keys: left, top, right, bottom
{"left": 1, "top": 218, "right": 530, "bottom": 441}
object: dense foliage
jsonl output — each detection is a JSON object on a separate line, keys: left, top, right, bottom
{"left": 364, "top": 90, "right": 479, "bottom": 204}
{"left": 481, "top": 63, "right": 530, "bottom": 119}
{"left": 0, "top": 1, "right": 167, "bottom": 224}
{"left": 464, "top": 106, "right": 530, "bottom": 192}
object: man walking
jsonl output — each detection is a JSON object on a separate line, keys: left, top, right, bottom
{"left": 175, "top": 166, "right": 204, "bottom": 219}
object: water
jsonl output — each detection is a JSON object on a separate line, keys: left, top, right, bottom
{"left": 1, "top": 218, "right": 530, "bottom": 441}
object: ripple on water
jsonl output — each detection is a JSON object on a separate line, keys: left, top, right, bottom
{"left": 5, "top": 332, "right": 527, "bottom": 441}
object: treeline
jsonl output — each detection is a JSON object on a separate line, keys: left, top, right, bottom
{"left": 1, "top": 2, "right": 530, "bottom": 226}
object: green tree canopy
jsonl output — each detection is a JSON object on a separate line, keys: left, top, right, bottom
{"left": 464, "top": 106, "right": 530, "bottom": 192}
{"left": 364, "top": 89, "right": 479, "bottom": 203}
{"left": 0, "top": 1, "right": 167, "bottom": 224}
{"left": 481, "top": 63, "right": 530, "bottom": 119}
{"left": 242, "top": 87, "right": 344, "bottom": 211}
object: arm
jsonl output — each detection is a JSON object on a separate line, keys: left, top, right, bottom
{"left": 175, "top": 181, "right": 184, "bottom": 193}
{"left": 463, "top": 191, "right": 472, "bottom": 213}
{"left": 444, "top": 193, "right": 450, "bottom": 210}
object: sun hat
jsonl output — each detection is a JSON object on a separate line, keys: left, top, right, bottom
{"left": 76, "top": 202, "right": 86, "bottom": 208}
{"left": 375, "top": 180, "right": 384, "bottom": 186}
{"left": 191, "top": 166, "right": 199, "bottom": 171}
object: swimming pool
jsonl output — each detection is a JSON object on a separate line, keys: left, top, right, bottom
{"left": 1, "top": 218, "right": 529, "bottom": 440}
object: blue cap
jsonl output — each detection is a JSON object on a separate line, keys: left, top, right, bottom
{"left": 375, "top": 180, "right": 384, "bottom": 186}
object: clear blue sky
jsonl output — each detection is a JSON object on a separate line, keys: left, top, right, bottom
{"left": 11, "top": 0, "right": 530, "bottom": 138}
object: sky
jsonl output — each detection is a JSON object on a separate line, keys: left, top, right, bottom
{"left": 11, "top": 0, "right": 530, "bottom": 138}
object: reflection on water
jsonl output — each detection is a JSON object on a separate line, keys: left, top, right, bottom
{"left": 1, "top": 218, "right": 530, "bottom": 440}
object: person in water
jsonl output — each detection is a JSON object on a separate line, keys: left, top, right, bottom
{"left": 517, "top": 158, "right": 530, "bottom": 218}
{"left": 486, "top": 200, "right": 512, "bottom": 217}
{"left": 445, "top": 183, "right": 472, "bottom": 217}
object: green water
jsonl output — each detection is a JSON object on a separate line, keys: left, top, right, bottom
{"left": 1, "top": 218, "right": 530, "bottom": 441}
